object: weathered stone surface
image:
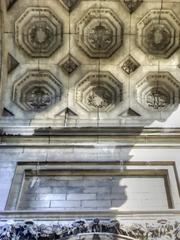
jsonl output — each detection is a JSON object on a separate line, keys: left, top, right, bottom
{"left": 76, "top": 8, "right": 123, "bottom": 58}
{"left": 15, "top": 7, "right": 63, "bottom": 57}
{"left": 123, "top": 0, "right": 143, "bottom": 14}
{"left": 136, "top": 72, "right": 180, "bottom": 112}
{"left": 51, "top": 200, "right": 81, "bottom": 208}
{"left": 76, "top": 72, "right": 123, "bottom": 112}
{"left": 1, "top": 218, "right": 180, "bottom": 240}
{"left": 12, "top": 70, "right": 63, "bottom": 112}
{"left": 0, "top": 0, "right": 180, "bottom": 223}
{"left": 137, "top": 9, "right": 180, "bottom": 58}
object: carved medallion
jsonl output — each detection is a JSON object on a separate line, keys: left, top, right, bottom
{"left": 12, "top": 70, "right": 63, "bottom": 112}
{"left": 87, "top": 87, "right": 113, "bottom": 110}
{"left": 123, "top": 0, "right": 143, "bottom": 14}
{"left": 29, "top": 22, "right": 54, "bottom": 48}
{"left": 137, "top": 10, "right": 180, "bottom": 58}
{"left": 136, "top": 72, "right": 180, "bottom": 111}
{"left": 25, "top": 87, "right": 52, "bottom": 112}
{"left": 60, "top": 54, "right": 80, "bottom": 75}
{"left": 145, "top": 24, "right": 171, "bottom": 53}
{"left": 76, "top": 8, "right": 123, "bottom": 58}
{"left": 121, "top": 55, "right": 140, "bottom": 75}
{"left": 15, "top": 7, "right": 63, "bottom": 57}
{"left": 147, "top": 89, "right": 170, "bottom": 110}
{"left": 76, "top": 72, "right": 123, "bottom": 112}
{"left": 88, "top": 24, "right": 113, "bottom": 51}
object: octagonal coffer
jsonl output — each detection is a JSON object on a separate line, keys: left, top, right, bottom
{"left": 75, "top": 72, "right": 123, "bottom": 112}
{"left": 136, "top": 9, "right": 180, "bottom": 58}
{"left": 76, "top": 8, "right": 123, "bottom": 58}
{"left": 15, "top": 7, "right": 63, "bottom": 58}
{"left": 12, "top": 70, "right": 63, "bottom": 112}
{"left": 136, "top": 72, "right": 180, "bottom": 111}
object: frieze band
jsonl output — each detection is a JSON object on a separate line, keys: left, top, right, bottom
{"left": 0, "top": 218, "right": 180, "bottom": 240}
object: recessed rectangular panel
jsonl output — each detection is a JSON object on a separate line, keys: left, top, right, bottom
{"left": 18, "top": 174, "right": 169, "bottom": 210}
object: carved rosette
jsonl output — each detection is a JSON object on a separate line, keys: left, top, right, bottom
{"left": 76, "top": 8, "right": 123, "bottom": 58}
{"left": 136, "top": 72, "right": 180, "bottom": 111}
{"left": 76, "top": 72, "right": 123, "bottom": 112}
{"left": 12, "top": 70, "right": 63, "bottom": 112}
{"left": 15, "top": 7, "right": 63, "bottom": 57}
{"left": 136, "top": 10, "right": 180, "bottom": 58}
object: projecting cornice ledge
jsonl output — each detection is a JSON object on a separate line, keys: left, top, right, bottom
{"left": 33, "top": 127, "right": 180, "bottom": 136}
{"left": 1, "top": 128, "right": 180, "bottom": 147}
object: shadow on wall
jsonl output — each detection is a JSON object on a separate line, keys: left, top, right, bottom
{"left": 1, "top": 0, "right": 180, "bottom": 212}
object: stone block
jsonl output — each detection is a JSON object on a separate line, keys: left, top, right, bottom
{"left": 36, "top": 194, "right": 66, "bottom": 201}
{"left": 50, "top": 200, "right": 81, "bottom": 208}
{"left": 18, "top": 200, "right": 50, "bottom": 209}
{"left": 83, "top": 187, "right": 111, "bottom": 193}
{"left": 82, "top": 200, "right": 111, "bottom": 208}
{"left": 67, "top": 193, "right": 96, "bottom": 200}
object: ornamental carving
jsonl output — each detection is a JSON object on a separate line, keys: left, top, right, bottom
{"left": 59, "top": 0, "right": 80, "bottom": 12}
{"left": 136, "top": 10, "right": 180, "bottom": 58}
{"left": 76, "top": 72, "right": 122, "bottom": 112}
{"left": 146, "top": 89, "right": 170, "bottom": 110}
{"left": 123, "top": 0, "right": 143, "bottom": 14}
{"left": 24, "top": 87, "right": 52, "bottom": 112}
{"left": 121, "top": 55, "right": 140, "bottom": 75}
{"left": 87, "top": 86, "right": 113, "bottom": 109}
{"left": 12, "top": 70, "right": 63, "bottom": 112}
{"left": 0, "top": 218, "right": 180, "bottom": 240}
{"left": 15, "top": 7, "right": 63, "bottom": 57}
{"left": 136, "top": 72, "right": 180, "bottom": 111}
{"left": 60, "top": 54, "right": 80, "bottom": 75}
{"left": 76, "top": 8, "right": 123, "bottom": 58}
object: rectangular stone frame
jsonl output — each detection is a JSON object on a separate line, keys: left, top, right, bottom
{"left": 5, "top": 161, "right": 180, "bottom": 211}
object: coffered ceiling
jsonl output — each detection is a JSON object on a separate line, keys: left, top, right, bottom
{"left": 1, "top": 0, "right": 180, "bottom": 128}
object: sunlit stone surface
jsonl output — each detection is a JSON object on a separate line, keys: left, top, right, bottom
{"left": 0, "top": 0, "right": 180, "bottom": 230}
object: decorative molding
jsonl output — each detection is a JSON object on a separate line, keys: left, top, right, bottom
{"left": 60, "top": 54, "right": 80, "bottom": 75}
{"left": 76, "top": 8, "right": 123, "bottom": 58}
{"left": 15, "top": 7, "right": 63, "bottom": 57}
{"left": 59, "top": 0, "right": 80, "bottom": 12}
{"left": 120, "top": 108, "right": 141, "bottom": 117}
{"left": 121, "top": 55, "right": 140, "bottom": 75}
{"left": 0, "top": 218, "right": 180, "bottom": 240}
{"left": 7, "top": 53, "right": 19, "bottom": 74}
{"left": 123, "top": 0, "right": 143, "bottom": 14}
{"left": 76, "top": 72, "right": 123, "bottom": 112}
{"left": 56, "top": 107, "right": 78, "bottom": 117}
{"left": 12, "top": 70, "right": 63, "bottom": 112}
{"left": 137, "top": 9, "right": 180, "bottom": 58}
{"left": 136, "top": 72, "right": 180, "bottom": 112}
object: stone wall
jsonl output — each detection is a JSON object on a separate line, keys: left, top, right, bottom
{"left": 0, "top": 0, "right": 180, "bottom": 227}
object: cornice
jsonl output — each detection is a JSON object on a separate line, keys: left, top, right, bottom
{"left": 1, "top": 128, "right": 180, "bottom": 147}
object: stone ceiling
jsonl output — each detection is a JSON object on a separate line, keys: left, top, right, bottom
{"left": 1, "top": 0, "right": 180, "bottom": 128}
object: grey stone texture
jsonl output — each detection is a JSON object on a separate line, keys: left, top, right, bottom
{"left": 0, "top": 0, "right": 180, "bottom": 126}
{"left": 16, "top": 174, "right": 169, "bottom": 210}
{"left": 0, "top": 0, "right": 180, "bottom": 219}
